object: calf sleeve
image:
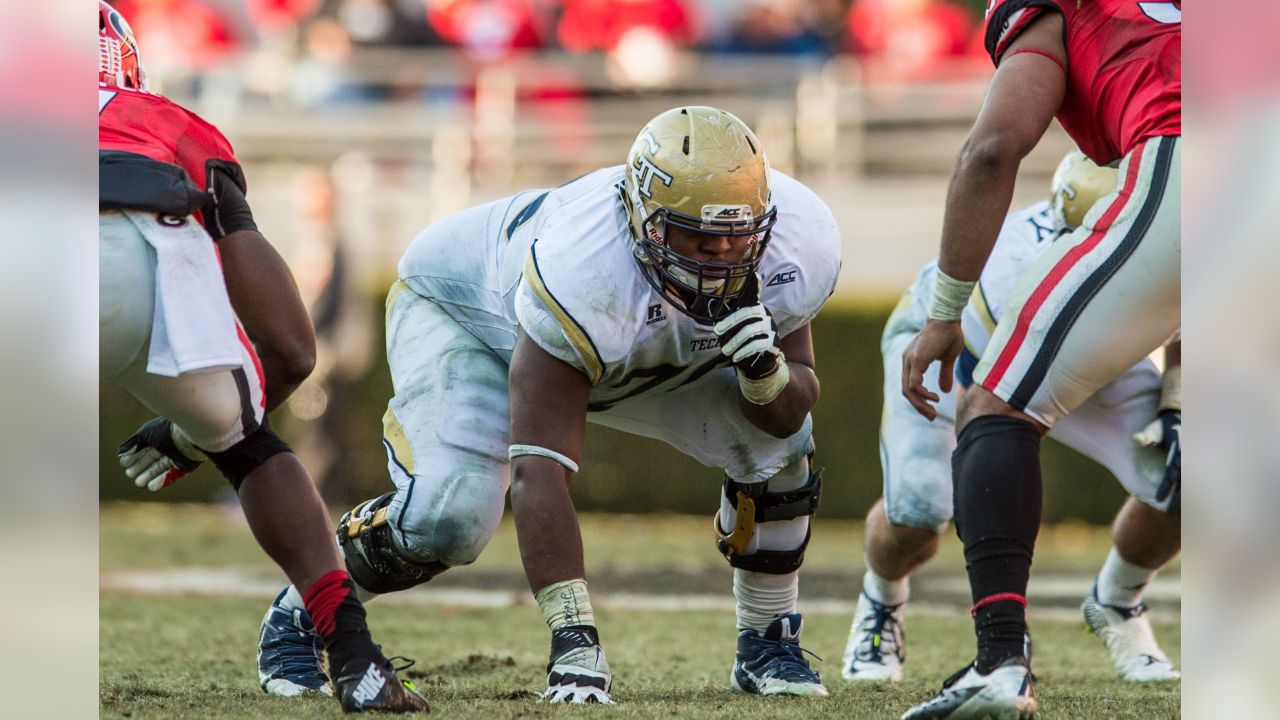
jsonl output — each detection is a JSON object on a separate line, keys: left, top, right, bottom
{"left": 952, "top": 415, "right": 1042, "bottom": 673}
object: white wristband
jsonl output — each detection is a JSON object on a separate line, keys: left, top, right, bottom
{"left": 738, "top": 360, "right": 791, "bottom": 405}
{"left": 1159, "top": 365, "right": 1181, "bottom": 411}
{"left": 928, "top": 269, "right": 977, "bottom": 321}
{"left": 509, "top": 444, "right": 580, "bottom": 474}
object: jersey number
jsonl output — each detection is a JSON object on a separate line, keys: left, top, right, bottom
{"left": 1138, "top": 2, "right": 1180, "bottom": 23}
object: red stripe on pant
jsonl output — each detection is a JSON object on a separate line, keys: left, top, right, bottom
{"left": 981, "top": 141, "right": 1147, "bottom": 391}
{"left": 234, "top": 322, "right": 267, "bottom": 411}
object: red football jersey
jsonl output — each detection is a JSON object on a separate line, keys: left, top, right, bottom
{"left": 99, "top": 87, "right": 241, "bottom": 227}
{"left": 984, "top": 0, "right": 1181, "bottom": 164}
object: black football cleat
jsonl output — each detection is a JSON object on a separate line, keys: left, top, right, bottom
{"left": 335, "top": 657, "right": 430, "bottom": 714}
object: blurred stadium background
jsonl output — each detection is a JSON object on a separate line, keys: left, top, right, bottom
{"left": 99, "top": 0, "right": 1119, "bottom": 522}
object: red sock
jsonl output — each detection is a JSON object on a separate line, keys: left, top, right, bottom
{"left": 303, "top": 570, "right": 382, "bottom": 675}
{"left": 303, "top": 569, "right": 357, "bottom": 636}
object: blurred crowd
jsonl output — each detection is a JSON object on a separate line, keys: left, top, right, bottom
{"left": 113, "top": 0, "right": 993, "bottom": 100}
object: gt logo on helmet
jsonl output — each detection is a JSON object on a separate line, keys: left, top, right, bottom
{"left": 632, "top": 156, "right": 674, "bottom": 199}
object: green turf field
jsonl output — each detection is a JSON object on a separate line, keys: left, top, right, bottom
{"left": 100, "top": 503, "right": 1180, "bottom": 719}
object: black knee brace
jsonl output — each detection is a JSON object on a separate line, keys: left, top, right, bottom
{"left": 337, "top": 492, "right": 448, "bottom": 594}
{"left": 206, "top": 419, "right": 292, "bottom": 491}
{"left": 715, "top": 466, "right": 823, "bottom": 574}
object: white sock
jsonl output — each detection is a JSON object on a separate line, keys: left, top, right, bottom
{"left": 862, "top": 564, "right": 909, "bottom": 606}
{"left": 734, "top": 570, "right": 799, "bottom": 632}
{"left": 1096, "top": 547, "right": 1157, "bottom": 607}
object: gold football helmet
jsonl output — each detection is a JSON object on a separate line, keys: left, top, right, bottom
{"left": 1051, "top": 151, "right": 1119, "bottom": 232}
{"left": 620, "top": 106, "right": 777, "bottom": 324}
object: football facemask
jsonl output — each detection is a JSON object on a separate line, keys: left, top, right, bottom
{"left": 632, "top": 202, "right": 777, "bottom": 324}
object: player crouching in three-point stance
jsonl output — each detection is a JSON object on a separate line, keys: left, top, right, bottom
{"left": 255, "top": 106, "right": 842, "bottom": 703}
{"left": 897, "top": 0, "right": 1180, "bottom": 718}
{"left": 98, "top": 2, "right": 426, "bottom": 712}
{"left": 843, "top": 152, "right": 1179, "bottom": 687}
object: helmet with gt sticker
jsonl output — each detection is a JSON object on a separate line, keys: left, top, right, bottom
{"left": 620, "top": 106, "right": 778, "bottom": 324}
{"left": 1051, "top": 150, "right": 1118, "bottom": 232}
{"left": 99, "top": 1, "right": 147, "bottom": 92}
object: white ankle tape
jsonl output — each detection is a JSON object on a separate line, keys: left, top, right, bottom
{"left": 536, "top": 578, "right": 595, "bottom": 630}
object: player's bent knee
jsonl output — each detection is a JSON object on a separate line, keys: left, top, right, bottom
{"left": 204, "top": 419, "right": 291, "bottom": 491}
{"left": 412, "top": 513, "right": 493, "bottom": 567}
{"left": 167, "top": 388, "right": 245, "bottom": 452}
{"left": 957, "top": 385, "right": 1046, "bottom": 435}
{"left": 715, "top": 463, "right": 822, "bottom": 574}
{"left": 397, "top": 473, "right": 505, "bottom": 567}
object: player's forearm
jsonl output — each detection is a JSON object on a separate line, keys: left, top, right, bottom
{"left": 938, "top": 32, "right": 1065, "bottom": 282}
{"left": 739, "top": 362, "right": 819, "bottom": 438}
{"left": 219, "top": 229, "right": 317, "bottom": 409}
{"left": 510, "top": 458, "right": 587, "bottom": 592}
{"left": 936, "top": 137, "right": 1022, "bottom": 282}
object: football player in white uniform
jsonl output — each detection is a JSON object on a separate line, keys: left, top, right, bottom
{"left": 841, "top": 153, "right": 1180, "bottom": 686}
{"left": 255, "top": 106, "right": 842, "bottom": 703}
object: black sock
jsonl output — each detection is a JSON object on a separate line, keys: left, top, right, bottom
{"left": 303, "top": 570, "right": 386, "bottom": 678}
{"left": 952, "top": 415, "right": 1042, "bottom": 673}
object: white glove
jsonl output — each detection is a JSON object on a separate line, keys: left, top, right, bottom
{"left": 117, "top": 417, "right": 207, "bottom": 492}
{"left": 714, "top": 302, "right": 789, "bottom": 405}
{"left": 541, "top": 626, "right": 614, "bottom": 705}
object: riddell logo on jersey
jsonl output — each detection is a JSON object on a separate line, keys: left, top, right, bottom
{"left": 646, "top": 304, "right": 666, "bottom": 325}
{"left": 766, "top": 270, "right": 797, "bottom": 287}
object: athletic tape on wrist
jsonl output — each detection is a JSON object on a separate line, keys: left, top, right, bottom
{"left": 509, "top": 444, "right": 580, "bottom": 473}
{"left": 739, "top": 359, "right": 790, "bottom": 405}
{"left": 535, "top": 578, "right": 596, "bottom": 630}
{"left": 928, "top": 269, "right": 977, "bottom": 322}
{"left": 1160, "top": 365, "right": 1181, "bottom": 412}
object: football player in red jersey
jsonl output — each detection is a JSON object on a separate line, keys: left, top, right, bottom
{"left": 897, "top": 1, "right": 1180, "bottom": 718}
{"left": 98, "top": 2, "right": 428, "bottom": 712}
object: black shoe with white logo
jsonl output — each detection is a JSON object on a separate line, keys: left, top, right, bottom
{"left": 335, "top": 657, "right": 430, "bottom": 714}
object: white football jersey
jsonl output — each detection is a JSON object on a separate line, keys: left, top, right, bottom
{"left": 398, "top": 166, "right": 842, "bottom": 411}
{"left": 890, "top": 200, "right": 1057, "bottom": 386}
